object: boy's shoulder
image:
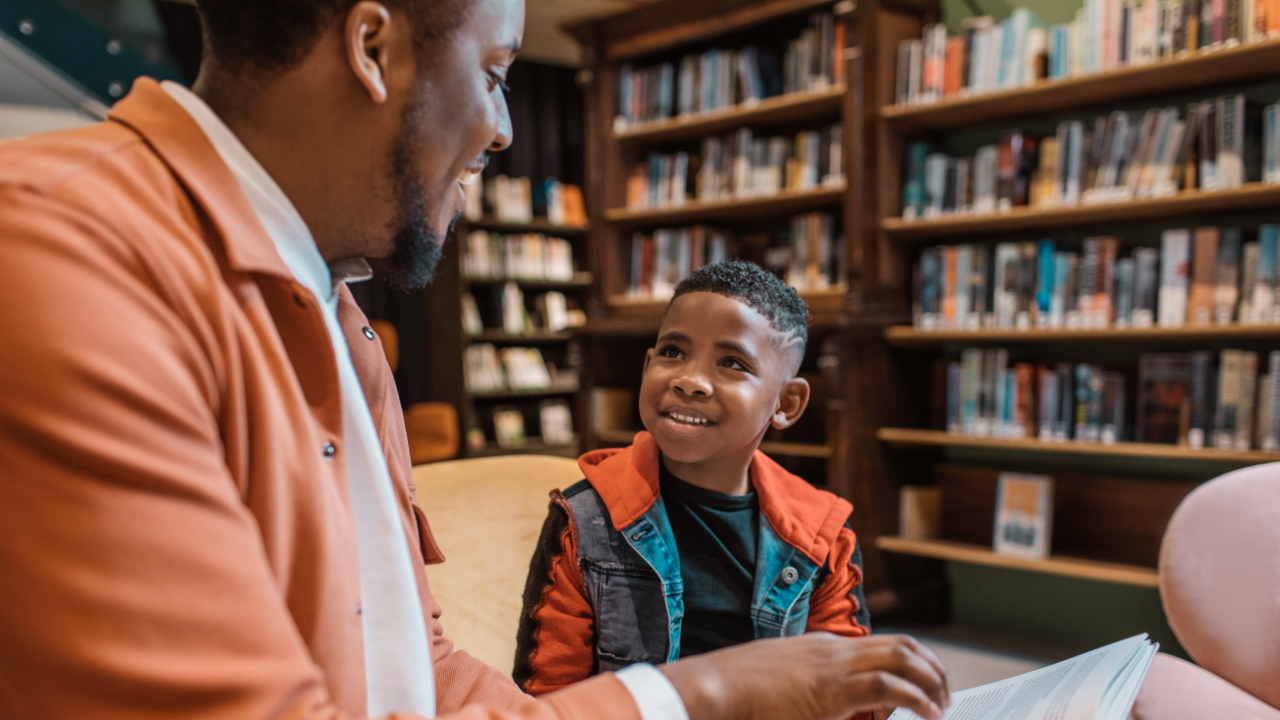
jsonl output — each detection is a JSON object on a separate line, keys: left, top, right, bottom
{"left": 561, "top": 478, "right": 594, "bottom": 499}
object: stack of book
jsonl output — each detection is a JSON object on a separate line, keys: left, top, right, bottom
{"left": 896, "top": 2, "right": 1280, "bottom": 106}
{"left": 464, "top": 344, "right": 555, "bottom": 394}
{"left": 781, "top": 212, "right": 844, "bottom": 292}
{"left": 913, "top": 226, "right": 1280, "bottom": 331}
{"left": 462, "top": 288, "right": 578, "bottom": 336}
{"left": 943, "top": 348, "right": 1280, "bottom": 451}
{"left": 626, "top": 122, "right": 843, "bottom": 210}
{"left": 462, "top": 230, "right": 576, "bottom": 282}
{"left": 901, "top": 94, "right": 1280, "bottom": 219}
{"left": 628, "top": 225, "right": 732, "bottom": 298}
{"left": 464, "top": 177, "right": 587, "bottom": 226}
{"left": 615, "top": 10, "right": 845, "bottom": 128}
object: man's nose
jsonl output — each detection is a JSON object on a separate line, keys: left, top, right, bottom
{"left": 490, "top": 96, "right": 513, "bottom": 152}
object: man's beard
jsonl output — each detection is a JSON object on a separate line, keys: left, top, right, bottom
{"left": 379, "top": 101, "right": 455, "bottom": 291}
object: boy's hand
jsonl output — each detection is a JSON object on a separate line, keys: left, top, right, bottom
{"left": 659, "top": 633, "right": 950, "bottom": 720}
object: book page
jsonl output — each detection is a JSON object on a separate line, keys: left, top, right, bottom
{"left": 889, "top": 635, "right": 1154, "bottom": 720}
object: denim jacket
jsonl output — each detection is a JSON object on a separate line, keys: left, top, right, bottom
{"left": 513, "top": 432, "right": 869, "bottom": 694}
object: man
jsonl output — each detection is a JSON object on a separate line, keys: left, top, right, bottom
{"left": 0, "top": 1, "right": 950, "bottom": 719}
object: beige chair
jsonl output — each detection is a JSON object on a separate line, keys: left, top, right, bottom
{"left": 412, "top": 454, "right": 583, "bottom": 676}
{"left": 1131, "top": 462, "right": 1280, "bottom": 720}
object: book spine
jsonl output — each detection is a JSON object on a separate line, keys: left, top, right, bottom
{"left": 1160, "top": 229, "right": 1192, "bottom": 327}
{"left": 1215, "top": 349, "right": 1241, "bottom": 448}
{"left": 1237, "top": 351, "right": 1258, "bottom": 449}
{"left": 1188, "top": 350, "right": 1212, "bottom": 447}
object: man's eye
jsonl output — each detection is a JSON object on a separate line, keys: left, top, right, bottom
{"left": 489, "top": 72, "right": 510, "bottom": 93}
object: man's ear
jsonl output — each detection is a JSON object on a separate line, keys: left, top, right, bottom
{"left": 770, "top": 376, "right": 810, "bottom": 430}
{"left": 345, "top": 2, "right": 396, "bottom": 104}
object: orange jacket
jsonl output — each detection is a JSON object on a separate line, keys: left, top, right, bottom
{"left": 515, "top": 432, "right": 870, "bottom": 697}
{"left": 0, "top": 79, "right": 635, "bottom": 720}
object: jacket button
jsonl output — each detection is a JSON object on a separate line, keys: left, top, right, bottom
{"left": 322, "top": 442, "right": 336, "bottom": 460}
{"left": 363, "top": 326, "right": 376, "bottom": 340}
{"left": 781, "top": 566, "right": 799, "bottom": 585}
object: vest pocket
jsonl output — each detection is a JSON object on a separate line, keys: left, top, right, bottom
{"left": 586, "top": 562, "right": 671, "bottom": 667}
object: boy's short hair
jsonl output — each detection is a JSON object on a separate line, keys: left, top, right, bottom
{"left": 670, "top": 261, "right": 810, "bottom": 369}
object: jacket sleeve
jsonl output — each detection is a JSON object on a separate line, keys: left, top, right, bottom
{"left": 512, "top": 494, "right": 598, "bottom": 696}
{"left": 0, "top": 187, "right": 639, "bottom": 720}
{"left": 806, "top": 522, "right": 871, "bottom": 637}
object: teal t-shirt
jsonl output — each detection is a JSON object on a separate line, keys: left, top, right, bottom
{"left": 658, "top": 459, "right": 759, "bottom": 658}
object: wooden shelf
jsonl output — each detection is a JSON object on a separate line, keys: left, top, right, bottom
{"left": 882, "top": 183, "right": 1280, "bottom": 240}
{"left": 463, "top": 217, "right": 590, "bottom": 235}
{"left": 464, "top": 272, "right": 594, "bottom": 290}
{"left": 606, "top": 288, "right": 847, "bottom": 320}
{"left": 884, "top": 324, "right": 1280, "bottom": 347}
{"left": 880, "top": 39, "right": 1280, "bottom": 133}
{"left": 613, "top": 86, "right": 845, "bottom": 145}
{"left": 596, "top": 428, "right": 833, "bottom": 458}
{"left": 465, "top": 330, "right": 574, "bottom": 344}
{"left": 875, "top": 536, "right": 1159, "bottom": 588}
{"left": 468, "top": 385, "right": 580, "bottom": 401}
{"left": 466, "top": 437, "right": 579, "bottom": 459}
{"left": 605, "top": 184, "right": 846, "bottom": 227}
{"left": 877, "top": 427, "right": 1280, "bottom": 464}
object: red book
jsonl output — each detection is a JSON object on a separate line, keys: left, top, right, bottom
{"left": 833, "top": 21, "right": 846, "bottom": 86}
{"left": 944, "top": 37, "right": 964, "bottom": 98}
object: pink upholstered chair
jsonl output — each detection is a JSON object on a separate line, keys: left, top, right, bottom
{"left": 1131, "top": 462, "right": 1280, "bottom": 720}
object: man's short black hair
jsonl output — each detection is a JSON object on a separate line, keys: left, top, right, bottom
{"left": 196, "top": 0, "right": 471, "bottom": 73}
{"left": 670, "top": 260, "right": 810, "bottom": 367}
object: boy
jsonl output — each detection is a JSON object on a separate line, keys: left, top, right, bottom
{"left": 514, "top": 260, "right": 871, "bottom": 695}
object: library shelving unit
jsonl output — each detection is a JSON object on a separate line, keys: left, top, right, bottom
{"left": 565, "top": 0, "right": 935, "bottom": 532}
{"left": 857, "top": 13, "right": 1280, "bottom": 641}
{"left": 451, "top": 216, "right": 593, "bottom": 459}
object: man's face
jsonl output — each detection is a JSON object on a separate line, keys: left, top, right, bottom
{"left": 381, "top": 0, "right": 522, "bottom": 288}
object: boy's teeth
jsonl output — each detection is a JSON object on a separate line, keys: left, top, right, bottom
{"left": 669, "top": 412, "right": 708, "bottom": 425}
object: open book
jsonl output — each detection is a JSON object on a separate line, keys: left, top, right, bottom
{"left": 890, "top": 634, "right": 1159, "bottom": 720}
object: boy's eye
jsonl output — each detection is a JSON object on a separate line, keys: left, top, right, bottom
{"left": 720, "top": 357, "right": 747, "bottom": 371}
{"left": 658, "top": 345, "right": 683, "bottom": 359}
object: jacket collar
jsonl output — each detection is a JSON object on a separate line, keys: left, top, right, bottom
{"left": 107, "top": 78, "right": 293, "bottom": 279}
{"left": 579, "top": 431, "right": 853, "bottom": 567}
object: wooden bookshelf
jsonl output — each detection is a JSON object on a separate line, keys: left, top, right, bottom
{"left": 875, "top": 536, "right": 1159, "bottom": 588}
{"left": 464, "top": 217, "right": 591, "bottom": 236}
{"left": 464, "top": 272, "right": 595, "bottom": 290}
{"left": 597, "top": 428, "right": 834, "bottom": 458}
{"left": 877, "top": 427, "right": 1280, "bottom": 464}
{"left": 880, "top": 39, "right": 1280, "bottom": 133}
{"left": 464, "top": 330, "right": 575, "bottom": 344}
{"left": 884, "top": 324, "right": 1280, "bottom": 347}
{"left": 604, "top": 184, "right": 847, "bottom": 227}
{"left": 467, "top": 436, "right": 580, "bottom": 459}
{"left": 614, "top": 86, "right": 846, "bottom": 144}
{"left": 606, "top": 287, "right": 848, "bottom": 319}
{"left": 468, "top": 385, "right": 580, "bottom": 401}
{"left": 881, "top": 183, "right": 1280, "bottom": 241}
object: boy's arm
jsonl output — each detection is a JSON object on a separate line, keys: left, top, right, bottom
{"left": 513, "top": 494, "right": 598, "bottom": 696}
{"left": 806, "top": 522, "right": 871, "bottom": 637}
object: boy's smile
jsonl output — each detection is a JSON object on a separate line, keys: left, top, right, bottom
{"left": 640, "top": 291, "right": 810, "bottom": 495}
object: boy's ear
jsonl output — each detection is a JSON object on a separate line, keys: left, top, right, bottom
{"left": 770, "top": 377, "right": 810, "bottom": 430}
{"left": 643, "top": 347, "right": 655, "bottom": 372}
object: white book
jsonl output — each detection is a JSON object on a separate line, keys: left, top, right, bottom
{"left": 1159, "top": 229, "right": 1191, "bottom": 327}
{"left": 974, "top": 145, "right": 998, "bottom": 213}
{"left": 889, "top": 635, "right": 1158, "bottom": 720}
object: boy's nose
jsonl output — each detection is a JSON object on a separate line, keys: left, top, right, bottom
{"left": 671, "top": 372, "right": 712, "bottom": 397}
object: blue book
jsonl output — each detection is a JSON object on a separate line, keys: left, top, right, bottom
{"left": 1258, "top": 225, "right": 1279, "bottom": 322}
{"left": 903, "top": 141, "right": 931, "bottom": 219}
{"left": 997, "top": 18, "right": 1014, "bottom": 88}
{"left": 1036, "top": 240, "right": 1055, "bottom": 319}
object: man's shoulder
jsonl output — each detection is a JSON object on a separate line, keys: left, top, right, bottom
{"left": 0, "top": 121, "right": 155, "bottom": 196}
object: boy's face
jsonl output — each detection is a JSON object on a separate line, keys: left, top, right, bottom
{"left": 640, "top": 292, "right": 810, "bottom": 471}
